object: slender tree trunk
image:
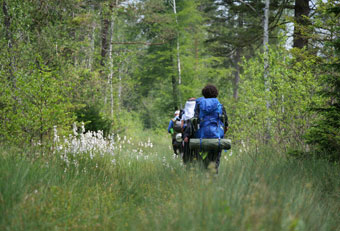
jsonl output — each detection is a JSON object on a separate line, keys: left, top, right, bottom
{"left": 233, "top": 48, "right": 241, "bottom": 100}
{"left": 71, "top": 12, "right": 79, "bottom": 66}
{"left": 293, "top": 0, "right": 310, "bottom": 48}
{"left": 100, "top": 14, "right": 110, "bottom": 67}
{"left": 172, "top": 73, "right": 179, "bottom": 110}
{"left": 172, "top": 0, "right": 182, "bottom": 108}
{"left": 233, "top": 13, "right": 243, "bottom": 100}
{"left": 194, "top": 34, "right": 198, "bottom": 72}
{"left": 168, "top": 39, "right": 179, "bottom": 110}
{"left": 3, "top": 0, "right": 15, "bottom": 88}
{"left": 172, "top": 0, "right": 181, "bottom": 84}
{"left": 106, "top": 13, "right": 115, "bottom": 118}
{"left": 88, "top": 4, "right": 96, "bottom": 70}
{"left": 103, "top": 1, "right": 119, "bottom": 115}
{"left": 118, "top": 66, "right": 122, "bottom": 111}
{"left": 263, "top": 0, "right": 271, "bottom": 142}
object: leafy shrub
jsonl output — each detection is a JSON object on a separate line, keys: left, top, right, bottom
{"left": 75, "top": 104, "right": 112, "bottom": 136}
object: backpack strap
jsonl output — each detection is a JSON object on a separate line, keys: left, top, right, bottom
{"left": 199, "top": 138, "right": 202, "bottom": 152}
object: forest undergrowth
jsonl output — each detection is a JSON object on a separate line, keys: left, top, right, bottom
{"left": 1, "top": 129, "right": 340, "bottom": 231}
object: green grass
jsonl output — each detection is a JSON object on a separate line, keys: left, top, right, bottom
{"left": 1, "top": 132, "right": 340, "bottom": 231}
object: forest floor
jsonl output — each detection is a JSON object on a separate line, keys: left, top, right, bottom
{"left": 1, "top": 130, "right": 340, "bottom": 231}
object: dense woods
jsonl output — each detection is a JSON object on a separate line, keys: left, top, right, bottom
{"left": 0, "top": 0, "right": 339, "bottom": 156}
{"left": 1, "top": 1, "right": 340, "bottom": 230}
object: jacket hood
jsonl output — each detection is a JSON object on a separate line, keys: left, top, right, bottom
{"left": 200, "top": 98, "right": 220, "bottom": 113}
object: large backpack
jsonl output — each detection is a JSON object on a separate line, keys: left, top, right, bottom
{"left": 197, "top": 98, "right": 224, "bottom": 139}
{"left": 172, "top": 119, "right": 182, "bottom": 133}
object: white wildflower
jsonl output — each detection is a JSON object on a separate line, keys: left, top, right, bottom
{"left": 73, "top": 123, "right": 78, "bottom": 136}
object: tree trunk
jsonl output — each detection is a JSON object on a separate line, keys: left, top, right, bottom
{"left": 2, "top": 0, "right": 15, "bottom": 88}
{"left": 118, "top": 66, "right": 122, "bottom": 111}
{"left": 172, "top": 0, "right": 182, "bottom": 108}
{"left": 194, "top": 34, "right": 198, "bottom": 72}
{"left": 172, "top": 73, "right": 179, "bottom": 110}
{"left": 100, "top": 1, "right": 117, "bottom": 67}
{"left": 88, "top": 4, "right": 96, "bottom": 70}
{"left": 107, "top": 12, "right": 115, "bottom": 117}
{"left": 233, "top": 48, "right": 241, "bottom": 100}
{"left": 233, "top": 12, "right": 243, "bottom": 100}
{"left": 100, "top": 15, "right": 110, "bottom": 67}
{"left": 293, "top": 0, "right": 310, "bottom": 48}
{"left": 264, "top": 0, "right": 271, "bottom": 142}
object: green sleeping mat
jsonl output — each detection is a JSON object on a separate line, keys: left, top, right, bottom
{"left": 189, "top": 138, "right": 231, "bottom": 151}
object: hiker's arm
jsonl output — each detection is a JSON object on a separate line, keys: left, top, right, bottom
{"left": 168, "top": 120, "right": 173, "bottom": 133}
{"left": 222, "top": 105, "right": 229, "bottom": 131}
{"left": 183, "top": 125, "right": 191, "bottom": 143}
{"left": 183, "top": 122, "right": 191, "bottom": 142}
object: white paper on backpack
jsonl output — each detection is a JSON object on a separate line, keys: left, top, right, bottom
{"left": 182, "top": 101, "right": 196, "bottom": 120}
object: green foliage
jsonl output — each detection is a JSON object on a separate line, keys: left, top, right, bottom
{"left": 305, "top": 4, "right": 340, "bottom": 160}
{"left": 0, "top": 0, "right": 338, "bottom": 156}
{"left": 75, "top": 104, "right": 112, "bottom": 136}
{"left": 226, "top": 44, "right": 322, "bottom": 150}
{"left": 0, "top": 58, "right": 74, "bottom": 145}
{"left": 136, "top": 0, "right": 229, "bottom": 129}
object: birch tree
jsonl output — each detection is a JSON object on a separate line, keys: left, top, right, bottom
{"left": 169, "top": 0, "right": 182, "bottom": 108}
{"left": 263, "top": 0, "right": 271, "bottom": 141}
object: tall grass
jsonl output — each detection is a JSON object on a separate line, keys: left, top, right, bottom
{"left": 1, "top": 131, "right": 340, "bottom": 231}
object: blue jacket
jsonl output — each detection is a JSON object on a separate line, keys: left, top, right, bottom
{"left": 194, "top": 97, "right": 228, "bottom": 138}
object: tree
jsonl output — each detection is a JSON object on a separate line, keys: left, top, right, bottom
{"left": 293, "top": 0, "right": 310, "bottom": 48}
{"left": 203, "top": 0, "right": 290, "bottom": 100}
{"left": 263, "top": 0, "right": 271, "bottom": 141}
{"left": 230, "top": 44, "right": 322, "bottom": 149}
{"left": 0, "top": 58, "right": 74, "bottom": 146}
{"left": 305, "top": 3, "right": 340, "bottom": 160}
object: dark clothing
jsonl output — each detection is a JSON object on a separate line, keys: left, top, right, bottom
{"left": 182, "top": 119, "right": 194, "bottom": 141}
{"left": 168, "top": 116, "right": 182, "bottom": 155}
{"left": 202, "top": 150, "right": 222, "bottom": 173}
{"left": 182, "top": 120, "right": 199, "bottom": 163}
{"left": 172, "top": 138, "right": 182, "bottom": 155}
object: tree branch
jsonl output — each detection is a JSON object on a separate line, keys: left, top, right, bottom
{"left": 237, "top": 0, "right": 258, "bottom": 15}
{"left": 111, "top": 41, "right": 168, "bottom": 46}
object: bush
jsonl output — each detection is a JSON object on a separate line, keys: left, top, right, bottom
{"left": 75, "top": 104, "right": 112, "bottom": 136}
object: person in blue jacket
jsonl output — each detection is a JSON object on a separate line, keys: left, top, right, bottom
{"left": 193, "top": 84, "right": 228, "bottom": 173}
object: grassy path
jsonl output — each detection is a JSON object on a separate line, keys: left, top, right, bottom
{"left": 1, "top": 132, "right": 340, "bottom": 230}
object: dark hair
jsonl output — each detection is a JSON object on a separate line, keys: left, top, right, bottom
{"left": 202, "top": 84, "right": 218, "bottom": 98}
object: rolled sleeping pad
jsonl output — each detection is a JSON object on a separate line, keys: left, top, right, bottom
{"left": 189, "top": 138, "right": 231, "bottom": 151}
